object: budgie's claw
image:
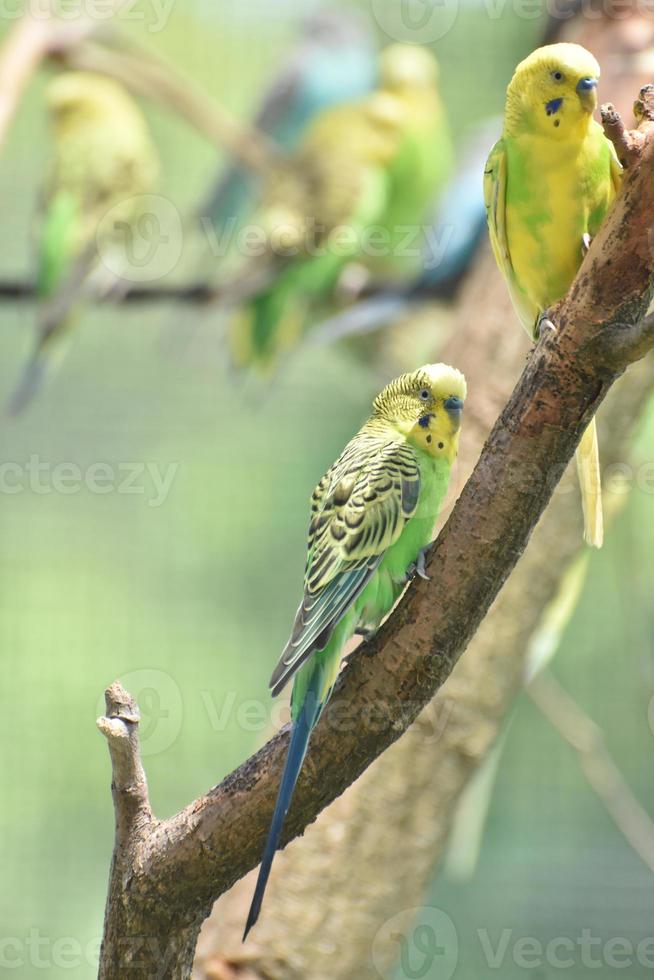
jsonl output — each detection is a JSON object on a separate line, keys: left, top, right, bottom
{"left": 536, "top": 312, "right": 557, "bottom": 339}
{"left": 354, "top": 626, "right": 377, "bottom": 641}
{"left": 416, "top": 548, "right": 430, "bottom": 580}
{"left": 581, "top": 233, "right": 592, "bottom": 256}
{"left": 407, "top": 548, "right": 430, "bottom": 582}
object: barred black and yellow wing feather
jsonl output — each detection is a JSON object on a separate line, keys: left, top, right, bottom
{"left": 269, "top": 430, "right": 420, "bottom": 696}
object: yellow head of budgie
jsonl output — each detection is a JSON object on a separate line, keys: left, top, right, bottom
{"left": 359, "top": 91, "right": 408, "bottom": 161}
{"left": 505, "top": 43, "right": 601, "bottom": 139}
{"left": 46, "top": 71, "right": 150, "bottom": 133}
{"left": 300, "top": 91, "right": 406, "bottom": 167}
{"left": 373, "top": 363, "right": 467, "bottom": 463}
{"left": 379, "top": 43, "right": 439, "bottom": 91}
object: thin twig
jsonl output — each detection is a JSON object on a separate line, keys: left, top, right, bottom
{"left": 529, "top": 671, "right": 654, "bottom": 874}
{"left": 96, "top": 682, "right": 153, "bottom": 840}
{"left": 0, "top": 277, "right": 216, "bottom": 304}
{"left": 0, "top": 4, "right": 278, "bottom": 176}
{"left": 0, "top": 2, "right": 124, "bottom": 153}
{"left": 0, "top": 275, "right": 463, "bottom": 307}
{"left": 55, "top": 36, "right": 278, "bottom": 173}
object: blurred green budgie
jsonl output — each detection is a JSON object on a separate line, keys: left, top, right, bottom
{"left": 372, "top": 43, "right": 453, "bottom": 277}
{"left": 230, "top": 44, "right": 452, "bottom": 369}
{"left": 484, "top": 44, "right": 620, "bottom": 546}
{"left": 7, "top": 72, "right": 158, "bottom": 415}
{"left": 244, "top": 362, "right": 466, "bottom": 938}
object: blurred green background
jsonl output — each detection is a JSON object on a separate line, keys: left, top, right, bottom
{"left": 0, "top": 2, "right": 653, "bottom": 977}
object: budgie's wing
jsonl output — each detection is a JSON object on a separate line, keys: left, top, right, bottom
{"left": 483, "top": 138, "right": 535, "bottom": 333}
{"left": 36, "top": 189, "right": 81, "bottom": 299}
{"left": 269, "top": 438, "right": 420, "bottom": 695}
{"left": 203, "top": 65, "right": 302, "bottom": 228}
{"left": 483, "top": 138, "right": 512, "bottom": 292}
{"left": 7, "top": 189, "right": 87, "bottom": 414}
{"left": 7, "top": 238, "right": 97, "bottom": 416}
{"left": 232, "top": 152, "right": 393, "bottom": 366}
{"left": 253, "top": 60, "right": 307, "bottom": 136}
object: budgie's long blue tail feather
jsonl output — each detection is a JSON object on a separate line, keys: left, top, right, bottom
{"left": 309, "top": 292, "right": 410, "bottom": 347}
{"left": 6, "top": 350, "right": 48, "bottom": 417}
{"left": 243, "top": 688, "right": 321, "bottom": 940}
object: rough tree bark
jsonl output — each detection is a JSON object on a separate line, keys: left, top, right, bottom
{"left": 97, "top": 67, "right": 654, "bottom": 979}
{"left": 193, "top": 20, "right": 654, "bottom": 978}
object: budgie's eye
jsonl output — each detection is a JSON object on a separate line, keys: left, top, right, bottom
{"left": 551, "top": 70, "right": 564, "bottom": 82}
{"left": 419, "top": 388, "right": 431, "bottom": 401}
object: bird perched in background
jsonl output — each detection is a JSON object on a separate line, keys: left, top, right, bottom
{"left": 7, "top": 72, "right": 158, "bottom": 415}
{"left": 371, "top": 43, "right": 453, "bottom": 279}
{"left": 229, "top": 44, "right": 452, "bottom": 369}
{"left": 309, "top": 116, "right": 501, "bottom": 347}
{"left": 202, "top": 9, "right": 376, "bottom": 234}
{"left": 484, "top": 43, "right": 620, "bottom": 547}
{"left": 243, "top": 362, "right": 467, "bottom": 938}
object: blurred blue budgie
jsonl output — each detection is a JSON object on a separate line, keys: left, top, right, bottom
{"left": 202, "top": 9, "right": 376, "bottom": 232}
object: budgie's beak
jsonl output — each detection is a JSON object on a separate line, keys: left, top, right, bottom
{"left": 576, "top": 76, "right": 598, "bottom": 112}
{"left": 444, "top": 395, "right": 464, "bottom": 431}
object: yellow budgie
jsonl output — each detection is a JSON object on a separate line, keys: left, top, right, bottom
{"left": 7, "top": 72, "right": 158, "bottom": 414}
{"left": 484, "top": 43, "right": 621, "bottom": 546}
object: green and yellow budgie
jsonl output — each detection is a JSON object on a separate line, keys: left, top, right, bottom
{"left": 373, "top": 42, "right": 453, "bottom": 277}
{"left": 484, "top": 43, "right": 620, "bottom": 547}
{"left": 230, "top": 43, "right": 452, "bottom": 369}
{"left": 7, "top": 72, "right": 158, "bottom": 414}
{"left": 244, "top": 362, "right": 466, "bottom": 938}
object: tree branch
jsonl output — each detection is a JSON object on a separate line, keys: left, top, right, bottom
{"left": 0, "top": 279, "right": 472, "bottom": 306}
{"left": 97, "top": 86, "right": 654, "bottom": 977}
{"left": 97, "top": 682, "right": 152, "bottom": 843}
{"left": 0, "top": 1, "right": 128, "bottom": 153}
{"left": 0, "top": 275, "right": 461, "bottom": 307}
{"left": 0, "top": 278, "right": 215, "bottom": 304}
{"left": 0, "top": 5, "right": 276, "bottom": 177}
{"left": 54, "top": 34, "right": 277, "bottom": 173}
